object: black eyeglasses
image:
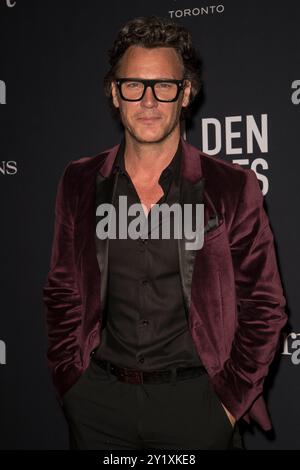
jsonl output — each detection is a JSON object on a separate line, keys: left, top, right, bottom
{"left": 115, "top": 78, "right": 186, "bottom": 102}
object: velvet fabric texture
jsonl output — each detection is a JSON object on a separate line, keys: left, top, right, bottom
{"left": 43, "top": 138, "right": 287, "bottom": 430}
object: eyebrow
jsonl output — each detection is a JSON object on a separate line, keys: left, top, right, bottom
{"left": 117, "top": 77, "right": 183, "bottom": 81}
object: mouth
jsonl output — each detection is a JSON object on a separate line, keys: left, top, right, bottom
{"left": 137, "top": 116, "right": 162, "bottom": 123}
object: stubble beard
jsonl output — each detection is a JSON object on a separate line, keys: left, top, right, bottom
{"left": 122, "top": 109, "right": 182, "bottom": 145}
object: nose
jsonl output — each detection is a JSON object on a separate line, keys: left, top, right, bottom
{"left": 140, "top": 85, "right": 158, "bottom": 108}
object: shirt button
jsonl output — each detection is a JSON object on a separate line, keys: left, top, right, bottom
{"left": 139, "top": 238, "right": 148, "bottom": 252}
{"left": 138, "top": 355, "right": 145, "bottom": 364}
{"left": 141, "top": 279, "right": 149, "bottom": 285}
{"left": 142, "top": 319, "right": 149, "bottom": 326}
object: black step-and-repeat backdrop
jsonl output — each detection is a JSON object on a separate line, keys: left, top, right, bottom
{"left": 0, "top": 0, "right": 299, "bottom": 450}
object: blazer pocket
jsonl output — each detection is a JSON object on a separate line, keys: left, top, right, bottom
{"left": 204, "top": 217, "right": 225, "bottom": 242}
{"left": 62, "top": 366, "right": 89, "bottom": 403}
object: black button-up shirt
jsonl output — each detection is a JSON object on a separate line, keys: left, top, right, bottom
{"left": 94, "top": 141, "right": 202, "bottom": 370}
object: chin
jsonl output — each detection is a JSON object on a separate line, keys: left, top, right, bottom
{"left": 135, "top": 135, "right": 167, "bottom": 144}
{"left": 131, "top": 126, "right": 174, "bottom": 144}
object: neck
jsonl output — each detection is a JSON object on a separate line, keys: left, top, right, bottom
{"left": 124, "top": 129, "right": 181, "bottom": 182}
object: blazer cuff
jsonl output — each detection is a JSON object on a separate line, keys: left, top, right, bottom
{"left": 208, "top": 369, "right": 261, "bottom": 422}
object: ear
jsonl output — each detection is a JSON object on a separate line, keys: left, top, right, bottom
{"left": 182, "top": 80, "right": 192, "bottom": 108}
{"left": 111, "top": 82, "right": 120, "bottom": 108}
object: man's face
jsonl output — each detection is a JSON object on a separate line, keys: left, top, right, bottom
{"left": 111, "top": 46, "right": 191, "bottom": 144}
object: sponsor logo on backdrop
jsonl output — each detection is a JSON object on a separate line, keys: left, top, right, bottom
{"left": 0, "top": 340, "right": 6, "bottom": 365}
{"left": 291, "top": 80, "right": 300, "bottom": 105}
{"left": 169, "top": 5, "right": 225, "bottom": 18}
{"left": 0, "top": 80, "right": 6, "bottom": 104}
{"left": 0, "top": 161, "right": 17, "bottom": 175}
{"left": 4, "top": 0, "right": 16, "bottom": 6}
{"left": 282, "top": 332, "right": 300, "bottom": 365}
{"left": 199, "top": 113, "right": 269, "bottom": 195}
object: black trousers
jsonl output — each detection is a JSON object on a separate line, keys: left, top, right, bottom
{"left": 62, "top": 357, "right": 244, "bottom": 450}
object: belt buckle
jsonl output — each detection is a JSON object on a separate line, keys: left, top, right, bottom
{"left": 129, "top": 370, "right": 143, "bottom": 384}
{"left": 121, "top": 368, "right": 144, "bottom": 384}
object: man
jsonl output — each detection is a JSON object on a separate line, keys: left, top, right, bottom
{"left": 43, "top": 16, "right": 287, "bottom": 450}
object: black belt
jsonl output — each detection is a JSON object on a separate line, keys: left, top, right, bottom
{"left": 93, "top": 358, "right": 207, "bottom": 384}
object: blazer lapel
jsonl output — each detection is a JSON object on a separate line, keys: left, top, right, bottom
{"left": 95, "top": 144, "right": 120, "bottom": 312}
{"left": 178, "top": 138, "right": 205, "bottom": 319}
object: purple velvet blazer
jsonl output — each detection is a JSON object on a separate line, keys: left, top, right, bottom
{"left": 43, "top": 138, "right": 287, "bottom": 430}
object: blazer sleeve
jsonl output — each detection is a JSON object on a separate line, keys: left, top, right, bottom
{"left": 43, "top": 162, "right": 83, "bottom": 399}
{"left": 209, "top": 168, "right": 287, "bottom": 422}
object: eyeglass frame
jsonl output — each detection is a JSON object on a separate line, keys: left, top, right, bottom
{"left": 114, "top": 78, "right": 187, "bottom": 102}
